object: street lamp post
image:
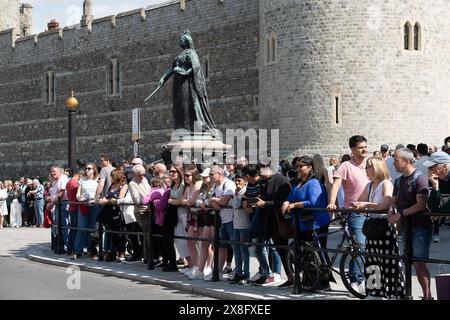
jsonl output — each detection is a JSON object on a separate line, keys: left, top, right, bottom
{"left": 66, "top": 90, "right": 79, "bottom": 168}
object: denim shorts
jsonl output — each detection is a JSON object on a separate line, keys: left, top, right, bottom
{"left": 219, "top": 221, "right": 234, "bottom": 249}
{"left": 409, "top": 227, "right": 432, "bottom": 259}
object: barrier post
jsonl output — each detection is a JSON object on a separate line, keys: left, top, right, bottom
{"left": 212, "top": 210, "right": 220, "bottom": 282}
{"left": 148, "top": 207, "right": 155, "bottom": 270}
{"left": 292, "top": 210, "right": 301, "bottom": 294}
{"left": 404, "top": 216, "right": 413, "bottom": 300}
{"left": 57, "top": 201, "right": 64, "bottom": 254}
{"left": 98, "top": 217, "right": 104, "bottom": 262}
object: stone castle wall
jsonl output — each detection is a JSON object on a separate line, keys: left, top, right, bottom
{"left": 0, "top": 0, "right": 20, "bottom": 33}
{"left": 259, "top": 0, "right": 450, "bottom": 159}
{"left": 0, "top": 0, "right": 260, "bottom": 179}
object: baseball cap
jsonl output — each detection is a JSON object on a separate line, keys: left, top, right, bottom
{"left": 423, "top": 151, "right": 450, "bottom": 167}
{"left": 380, "top": 144, "right": 389, "bottom": 151}
{"left": 200, "top": 168, "right": 210, "bottom": 177}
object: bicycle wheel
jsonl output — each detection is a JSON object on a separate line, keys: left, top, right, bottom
{"left": 290, "top": 245, "right": 321, "bottom": 292}
{"left": 339, "top": 252, "right": 367, "bottom": 299}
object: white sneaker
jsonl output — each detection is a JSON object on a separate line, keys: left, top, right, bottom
{"left": 203, "top": 266, "right": 212, "bottom": 277}
{"left": 358, "top": 283, "right": 366, "bottom": 295}
{"left": 273, "top": 273, "right": 282, "bottom": 283}
{"left": 188, "top": 268, "right": 204, "bottom": 280}
{"left": 433, "top": 235, "right": 440, "bottom": 243}
{"left": 186, "top": 267, "right": 198, "bottom": 277}
{"left": 204, "top": 272, "right": 213, "bottom": 281}
{"left": 203, "top": 271, "right": 224, "bottom": 281}
{"left": 182, "top": 267, "right": 193, "bottom": 275}
{"left": 350, "top": 282, "right": 360, "bottom": 293}
{"left": 250, "top": 272, "right": 262, "bottom": 282}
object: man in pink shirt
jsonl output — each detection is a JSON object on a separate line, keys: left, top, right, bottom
{"left": 328, "top": 135, "right": 369, "bottom": 294}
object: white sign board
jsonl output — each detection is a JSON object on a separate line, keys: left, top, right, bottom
{"left": 132, "top": 108, "right": 140, "bottom": 141}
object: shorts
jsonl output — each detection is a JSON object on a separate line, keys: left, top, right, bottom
{"left": 187, "top": 211, "right": 205, "bottom": 229}
{"left": 405, "top": 227, "right": 432, "bottom": 259}
{"left": 202, "top": 212, "right": 215, "bottom": 227}
{"left": 219, "top": 221, "right": 234, "bottom": 249}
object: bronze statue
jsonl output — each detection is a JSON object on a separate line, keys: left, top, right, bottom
{"left": 146, "top": 30, "right": 216, "bottom": 136}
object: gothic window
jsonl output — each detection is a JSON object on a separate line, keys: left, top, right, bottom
{"left": 43, "top": 70, "right": 55, "bottom": 105}
{"left": 404, "top": 22, "right": 412, "bottom": 50}
{"left": 107, "top": 58, "right": 121, "bottom": 96}
{"left": 414, "top": 22, "right": 421, "bottom": 51}
{"left": 265, "top": 34, "right": 277, "bottom": 64}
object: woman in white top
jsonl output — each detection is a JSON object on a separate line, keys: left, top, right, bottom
{"left": 0, "top": 181, "right": 8, "bottom": 228}
{"left": 73, "top": 163, "right": 100, "bottom": 259}
{"left": 353, "top": 156, "right": 405, "bottom": 299}
{"left": 181, "top": 165, "right": 203, "bottom": 279}
{"left": 9, "top": 181, "right": 22, "bottom": 228}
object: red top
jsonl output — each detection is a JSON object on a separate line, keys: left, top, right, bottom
{"left": 66, "top": 177, "right": 80, "bottom": 212}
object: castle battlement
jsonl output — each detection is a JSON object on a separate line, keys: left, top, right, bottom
{"left": 0, "top": 0, "right": 228, "bottom": 60}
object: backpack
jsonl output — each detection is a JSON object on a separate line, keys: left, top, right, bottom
{"left": 394, "top": 170, "right": 422, "bottom": 198}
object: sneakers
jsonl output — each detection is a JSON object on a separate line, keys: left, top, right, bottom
{"left": 181, "top": 267, "right": 193, "bottom": 275}
{"left": 204, "top": 272, "right": 213, "bottom": 281}
{"left": 188, "top": 268, "right": 204, "bottom": 280}
{"left": 350, "top": 282, "right": 360, "bottom": 294}
{"left": 222, "top": 266, "right": 233, "bottom": 274}
{"left": 229, "top": 274, "right": 245, "bottom": 284}
{"left": 278, "top": 280, "right": 294, "bottom": 289}
{"left": 358, "top": 283, "right": 366, "bottom": 295}
{"left": 273, "top": 273, "right": 282, "bottom": 283}
{"left": 250, "top": 272, "right": 262, "bottom": 282}
{"left": 253, "top": 275, "right": 276, "bottom": 286}
{"left": 433, "top": 235, "right": 440, "bottom": 243}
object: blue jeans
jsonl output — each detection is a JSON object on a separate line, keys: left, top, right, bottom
{"left": 268, "top": 239, "right": 282, "bottom": 274}
{"left": 233, "top": 229, "right": 250, "bottom": 278}
{"left": 74, "top": 205, "right": 100, "bottom": 255}
{"left": 403, "top": 227, "right": 432, "bottom": 259}
{"left": 347, "top": 213, "right": 366, "bottom": 284}
{"left": 53, "top": 202, "right": 70, "bottom": 249}
{"left": 219, "top": 221, "right": 234, "bottom": 249}
{"left": 34, "top": 199, "right": 44, "bottom": 226}
{"left": 67, "top": 211, "right": 78, "bottom": 253}
{"left": 254, "top": 236, "right": 272, "bottom": 277}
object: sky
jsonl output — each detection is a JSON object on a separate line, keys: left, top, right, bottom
{"left": 25, "top": 0, "right": 168, "bottom": 34}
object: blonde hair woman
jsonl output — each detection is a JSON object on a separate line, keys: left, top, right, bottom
{"left": 72, "top": 163, "right": 100, "bottom": 259}
{"left": 353, "top": 156, "right": 405, "bottom": 300}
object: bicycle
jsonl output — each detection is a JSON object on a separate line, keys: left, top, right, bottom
{"left": 290, "top": 212, "right": 367, "bottom": 299}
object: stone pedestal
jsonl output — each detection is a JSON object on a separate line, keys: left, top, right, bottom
{"left": 164, "top": 133, "right": 231, "bottom": 165}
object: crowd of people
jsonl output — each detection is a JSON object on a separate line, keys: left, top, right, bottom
{"left": 2, "top": 136, "right": 450, "bottom": 300}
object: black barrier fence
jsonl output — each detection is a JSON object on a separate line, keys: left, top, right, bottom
{"left": 52, "top": 201, "right": 450, "bottom": 299}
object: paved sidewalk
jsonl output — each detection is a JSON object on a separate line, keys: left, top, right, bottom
{"left": 1, "top": 226, "right": 446, "bottom": 300}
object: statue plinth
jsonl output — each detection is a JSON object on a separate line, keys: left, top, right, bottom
{"left": 164, "top": 133, "right": 231, "bottom": 164}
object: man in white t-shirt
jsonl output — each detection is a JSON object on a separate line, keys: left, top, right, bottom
{"left": 210, "top": 165, "right": 235, "bottom": 279}
{"left": 48, "top": 165, "right": 70, "bottom": 251}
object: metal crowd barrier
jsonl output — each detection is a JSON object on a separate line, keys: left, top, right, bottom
{"left": 51, "top": 201, "right": 450, "bottom": 299}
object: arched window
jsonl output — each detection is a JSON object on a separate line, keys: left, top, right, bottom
{"left": 107, "top": 58, "right": 121, "bottom": 96}
{"left": 270, "top": 36, "right": 277, "bottom": 63}
{"left": 265, "top": 34, "right": 277, "bottom": 64}
{"left": 414, "top": 22, "right": 421, "bottom": 51}
{"left": 404, "top": 22, "right": 412, "bottom": 50}
{"left": 43, "top": 70, "right": 55, "bottom": 105}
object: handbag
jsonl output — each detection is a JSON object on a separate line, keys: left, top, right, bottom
{"left": 361, "top": 182, "right": 387, "bottom": 240}
{"left": 362, "top": 218, "right": 388, "bottom": 240}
